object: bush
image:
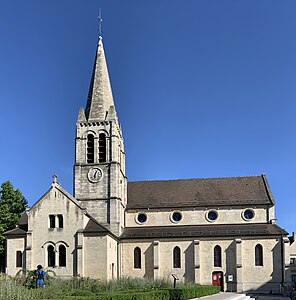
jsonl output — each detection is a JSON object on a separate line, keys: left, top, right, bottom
{"left": 0, "top": 274, "right": 220, "bottom": 300}
{"left": 167, "top": 285, "right": 220, "bottom": 299}
{"left": 56, "top": 285, "right": 219, "bottom": 300}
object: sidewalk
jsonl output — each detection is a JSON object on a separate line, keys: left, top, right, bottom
{"left": 191, "top": 293, "right": 250, "bottom": 300}
{"left": 190, "top": 292, "right": 290, "bottom": 300}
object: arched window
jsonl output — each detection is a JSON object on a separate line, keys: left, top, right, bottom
{"left": 59, "top": 245, "right": 66, "bottom": 267}
{"left": 48, "top": 245, "right": 55, "bottom": 267}
{"left": 134, "top": 247, "right": 141, "bottom": 269}
{"left": 173, "top": 246, "right": 181, "bottom": 268}
{"left": 87, "top": 134, "right": 94, "bottom": 163}
{"left": 98, "top": 133, "right": 106, "bottom": 162}
{"left": 214, "top": 245, "right": 222, "bottom": 267}
{"left": 255, "top": 244, "right": 263, "bottom": 266}
{"left": 57, "top": 215, "right": 63, "bottom": 228}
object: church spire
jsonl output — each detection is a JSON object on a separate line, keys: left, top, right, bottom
{"left": 85, "top": 37, "right": 117, "bottom": 121}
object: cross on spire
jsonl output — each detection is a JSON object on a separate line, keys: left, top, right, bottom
{"left": 98, "top": 8, "right": 103, "bottom": 37}
{"left": 52, "top": 173, "right": 58, "bottom": 183}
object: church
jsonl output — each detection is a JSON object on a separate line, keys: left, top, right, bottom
{"left": 5, "top": 35, "right": 291, "bottom": 293}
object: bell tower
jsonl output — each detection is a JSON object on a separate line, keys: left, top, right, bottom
{"left": 74, "top": 36, "right": 127, "bottom": 236}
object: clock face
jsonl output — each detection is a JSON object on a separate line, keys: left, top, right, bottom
{"left": 87, "top": 167, "right": 103, "bottom": 183}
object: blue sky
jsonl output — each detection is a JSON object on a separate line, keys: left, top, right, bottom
{"left": 0, "top": 0, "right": 295, "bottom": 234}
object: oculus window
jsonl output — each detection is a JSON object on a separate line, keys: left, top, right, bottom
{"left": 171, "top": 211, "right": 182, "bottom": 223}
{"left": 206, "top": 210, "right": 218, "bottom": 222}
{"left": 243, "top": 209, "right": 255, "bottom": 221}
{"left": 136, "top": 213, "right": 147, "bottom": 224}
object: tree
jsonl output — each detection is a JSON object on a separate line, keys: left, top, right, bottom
{"left": 0, "top": 181, "right": 28, "bottom": 271}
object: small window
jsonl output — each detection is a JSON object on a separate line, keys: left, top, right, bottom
{"left": 134, "top": 247, "right": 141, "bottom": 269}
{"left": 87, "top": 134, "right": 95, "bottom": 163}
{"left": 214, "top": 245, "right": 222, "bottom": 267}
{"left": 207, "top": 210, "right": 218, "bottom": 222}
{"left": 16, "top": 251, "right": 22, "bottom": 267}
{"left": 136, "top": 213, "right": 147, "bottom": 224}
{"left": 57, "top": 215, "right": 63, "bottom": 228}
{"left": 292, "top": 275, "right": 296, "bottom": 282}
{"left": 49, "top": 215, "right": 55, "bottom": 228}
{"left": 243, "top": 209, "right": 255, "bottom": 220}
{"left": 173, "top": 246, "right": 181, "bottom": 268}
{"left": 59, "top": 245, "right": 66, "bottom": 267}
{"left": 98, "top": 133, "right": 106, "bottom": 163}
{"left": 255, "top": 244, "right": 263, "bottom": 266}
{"left": 48, "top": 245, "right": 55, "bottom": 267}
{"left": 171, "top": 211, "right": 182, "bottom": 222}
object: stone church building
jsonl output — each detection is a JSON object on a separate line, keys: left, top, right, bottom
{"left": 5, "top": 36, "right": 291, "bottom": 293}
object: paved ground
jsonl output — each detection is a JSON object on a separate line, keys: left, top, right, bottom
{"left": 249, "top": 295, "right": 290, "bottom": 300}
{"left": 190, "top": 292, "right": 290, "bottom": 300}
{"left": 195, "top": 293, "right": 247, "bottom": 299}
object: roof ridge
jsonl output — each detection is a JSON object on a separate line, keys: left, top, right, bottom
{"left": 128, "top": 174, "right": 263, "bottom": 183}
{"left": 123, "top": 222, "right": 270, "bottom": 230}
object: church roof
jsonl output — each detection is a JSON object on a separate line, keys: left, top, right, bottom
{"left": 127, "top": 174, "right": 274, "bottom": 209}
{"left": 17, "top": 211, "right": 28, "bottom": 226}
{"left": 84, "top": 36, "right": 117, "bottom": 122}
{"left": 82, "top": 218, "right": 112, "bottom": 235}
{"left": 4, "top": 227, "right": 27, "bottom": 237}
{"left": 120, "top": 223, "right": 287, "bottom": 239}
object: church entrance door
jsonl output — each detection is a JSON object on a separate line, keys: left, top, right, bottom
{"left": 212, "top": 271, "right": 224, "bottom": 291}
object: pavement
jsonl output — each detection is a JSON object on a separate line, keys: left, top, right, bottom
{"left": 189, "top": 292, "right": 290, "bottom": 300}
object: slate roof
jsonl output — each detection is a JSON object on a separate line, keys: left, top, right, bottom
{"left": 82, "top": 218, "right": 110, "bottom": 234}
{"left": 120, "top": 223, "right": 287, "bottom": 240}
{"left": 127, "top": 174, "right": 274, "bottom": 209}
{"left": 4, "top": 227, "right": 27, "bottom": 237}
{"left": 17, "top": 212, "right": 28, "bottom": 226}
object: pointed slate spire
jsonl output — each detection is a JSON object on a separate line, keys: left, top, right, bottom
{"left": 85, "top": 36, "right": 117, "bottom": 121}
{"left": 77, "top": 107, "right": 87, "bottom": 123}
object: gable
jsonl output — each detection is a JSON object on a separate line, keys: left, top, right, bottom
{"left": 127, "top": 174, "right": 274, "bottom": 209}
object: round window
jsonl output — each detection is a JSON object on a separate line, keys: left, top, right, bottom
{"left": 171, "top": 211, "right": 182, "bottom": 222}
{"left": 137, "top": 213, "right": 147, "bottom": 224}
{"left": 243, "top": 209, "right": 255, "bottom": 220}
{"left": 207, "top": 210, "right": 218, "bottom": 221}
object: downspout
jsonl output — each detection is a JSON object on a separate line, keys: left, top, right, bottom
{"left": 280, "top": 235, "right": 284, "bottom": 293}
{"left": 107, "top": 121, "right": 112, "bottom": 224}
{"left": 117, "top": 241, "right": 120, "bottom": 279}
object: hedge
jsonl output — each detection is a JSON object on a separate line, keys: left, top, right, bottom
{"left": 57, "top": 285, "right": 220, "bottom": 300}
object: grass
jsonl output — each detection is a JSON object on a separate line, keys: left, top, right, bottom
{"left": 0, "top": 272, "right": 219, "bottom": 300}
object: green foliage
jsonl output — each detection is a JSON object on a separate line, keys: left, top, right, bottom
{"left": 0, "top": 275, "right": 219, "bottom": 300}
{"left": 0, "top": 181, "right": 27, "bottom": 270}
{"left": 15, "top": 268, "right": 56, "bottom": 289}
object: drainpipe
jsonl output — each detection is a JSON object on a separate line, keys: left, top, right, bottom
{"left": 280, "top": 235, "right": 284, "bottom": 294}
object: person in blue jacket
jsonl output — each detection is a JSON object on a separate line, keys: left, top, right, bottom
{"left": 35, "top": 265, "right": 46, "bottom": 288}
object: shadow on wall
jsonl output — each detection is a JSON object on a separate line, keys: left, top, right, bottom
{"left": 144, "top": 243, "right": 154, "bottom": 279}
{"left": 225, "top": 240, "right": 236, "bottom": 292}
{"left": 184, "top": 242, "right": 194, "bottom": 282}
{"left": 245, "top": 241, "right": 287, "bottom": 294}
{"left": 72, "top": 232, "right": 78, "bottom": 276}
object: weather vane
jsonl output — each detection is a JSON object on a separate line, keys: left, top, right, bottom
{"left": 98, "top": 8, "right": 103, "bottom": 36}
